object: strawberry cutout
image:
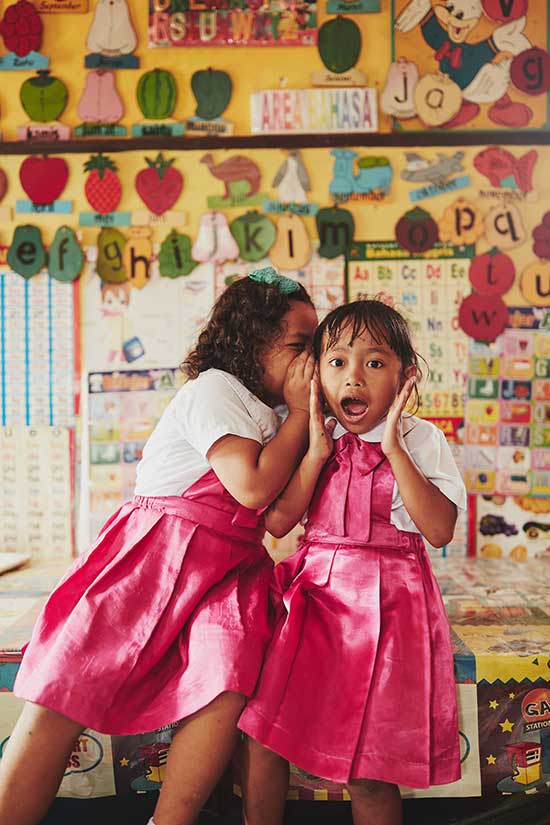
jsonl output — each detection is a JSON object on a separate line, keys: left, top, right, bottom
{"left": 20, "top": 155, "right": 69, "bottom": 205}
{"left": 135, "top": 153, "right": 182, "bottom": 216}
{"left": 84, "top": 154, "right": 122, "bottom": 214}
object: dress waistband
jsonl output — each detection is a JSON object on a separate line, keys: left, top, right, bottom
{"left": 131, "top": 495, "right": 266, "bottom": 545}
{"left": 304, "top": 519, "right": 423, "bottom": 552}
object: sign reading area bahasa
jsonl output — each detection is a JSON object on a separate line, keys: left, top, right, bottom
{"left": 148, "top": 0, "right": 317, "bottom": 47}
{"left": 251, "top": 88, "right": 378, "bottom": 134}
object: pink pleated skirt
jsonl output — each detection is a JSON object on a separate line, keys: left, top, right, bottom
{"left": 14, "top": 492, "right": 274, "bottom": 735}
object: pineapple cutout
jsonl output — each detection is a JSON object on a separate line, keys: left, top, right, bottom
{"left": 80, "top": 154, "right": 130, "bottom": 227}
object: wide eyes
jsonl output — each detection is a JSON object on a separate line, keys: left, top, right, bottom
{"left": 327, "top": 358, "right": 383, "bottom": 369}
{"left": 328, "top": 357, "right": 345, "bottom": 367}
{"left": 367, "top": 359, "right": 383, "bottom": 369}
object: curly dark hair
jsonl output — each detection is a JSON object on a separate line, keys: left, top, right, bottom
{"left": 313, "top": 299, "right": 426, "bottom": 413}
{"left": 181, "top": 276, "right": 313, "bottom": 398}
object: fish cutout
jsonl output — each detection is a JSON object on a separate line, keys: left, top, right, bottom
{"left": 474, "top": 147, "right": 538, "bottom": 195}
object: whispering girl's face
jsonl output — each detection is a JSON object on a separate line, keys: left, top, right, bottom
{"left": 319, "top": 324, "right": 415, "bottom": 434}
{"left": 260, "top": 301, "right": 318, "bottom": 405}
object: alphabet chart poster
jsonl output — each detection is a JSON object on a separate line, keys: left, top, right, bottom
{"left": 0, "top": 426, "right": 73, "bottom": 558}
{"left": 86, "top": 368, "right": 184, "bottom": 541}
{"left": 0, "top": 271, "right": 77, "bottom": 428}
{"left": 347, "top": 241, "right": 474, "bottom": 418}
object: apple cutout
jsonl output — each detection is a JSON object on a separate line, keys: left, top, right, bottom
{"left": 20, "top": 155, "right": 69, "bottom": 205}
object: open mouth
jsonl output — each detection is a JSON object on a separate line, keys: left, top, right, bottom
{"left": 341, "top": 396, "right": 369, "bottom": 421}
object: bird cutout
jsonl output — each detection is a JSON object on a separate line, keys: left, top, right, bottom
{"left": 85, "top": 0, "right": 139, "bottom": 68}
{"left": 192, "top": 211, "right": 239, "bottom": 264}
{"left": 272, "top": 151, "right": 311, "bottom": 205}
{"left": 203, "top": 154, "right": 265, "bottom": 208}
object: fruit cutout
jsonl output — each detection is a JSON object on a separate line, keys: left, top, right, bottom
{"left": 192, "top": 211, "right": 238, "bottom": 264}
{"left": 20, "top": 71, "right": 68, "bottom": 123}
{"left": 97, "top": 227, "right": 127, "bottom": 284}
{"left": 0, "top": 0, "right": 43, "bottom": 57}
{"left": 159, "top": 230, "right": 197, "bottom": 278}
{"left": 123, "top": 227, "right": 152, "bottom": 290}
{"left": 316, "top": 205, "right": 355, "bottom": 259}
{"left": 0, "top": 168, "right": 8, "bottom": 203}
{"left": 532, "top": 212, "right": 550, "bottom": 259}
{"left": 395, "top": 207, "right": 439, "bottom": 254}
{"left": 137, "top": 69, "right": 177, "bottom": 120}
{"left": 48, "top": 226, "right": 84, "bottom": 283}
{"left": 8, "top": 225, "right": 47, "bottom": 279}
{"left": 86, "top": 0, "right": 137, "bottom": 57}
{"left": 78, "top": 71, "right": 124, "bottom": 124}
{"left": 270, "top": 214, "right": 311, "bottom": 271}
{"left": 191, "top": 68, "right": 232, "bottom": 120}
{"left": 135, "top": 153, "right": 183, "bottom": 216}
{"left": 230, "top": 211, "right": 276, "bottom": 262}
{"left": 20, "top": 155, "right": 69, "bottom": 205}
{"left": 84, "top": 154, "right": 122, "bottom": 214}
{"left": 317, "top": 17, "right": 361, "bottom": 75}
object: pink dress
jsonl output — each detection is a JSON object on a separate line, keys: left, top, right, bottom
{"left": 14, "top": 470, "right": 274, "bottom": 735}
{"left": 239, "top": 433, "right": 461, "bottom": 788}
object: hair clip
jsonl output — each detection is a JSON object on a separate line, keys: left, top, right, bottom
{"left": 248, "top": 266, "right": 300, "bottom": 295}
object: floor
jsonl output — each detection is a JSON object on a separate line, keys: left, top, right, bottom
{"left": 41, "top": 789, "right": 550, "bottom": 825}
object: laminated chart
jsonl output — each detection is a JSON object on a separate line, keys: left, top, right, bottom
{"left": 0, "top": 426, "right": 73, "bottom": 558}
{"left": 0, "top": 272, "right": 77, "bottom": 427}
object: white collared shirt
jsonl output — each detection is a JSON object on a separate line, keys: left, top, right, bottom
{"left": 134, "top": 369, "right": 279, "bottom": 497}
{"left": 330, "top": 415, "right": 467, "bottom": 533}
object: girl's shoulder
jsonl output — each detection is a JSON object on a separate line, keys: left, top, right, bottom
{"left": 182, "top": 368, "right": 266, "bottom": 409}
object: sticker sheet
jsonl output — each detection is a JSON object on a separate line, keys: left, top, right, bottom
{"left": 0, "top": 271, "right": 77, "bottom": 427}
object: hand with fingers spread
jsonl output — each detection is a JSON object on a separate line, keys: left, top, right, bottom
{"left": 284, "top": 351, "right": 315, "bottom": 414}
{"left": 381, "top": 376, "right": 416, "bottom": 458}
{"left": 308, "top": 371, "right": 336, "bottom": 467}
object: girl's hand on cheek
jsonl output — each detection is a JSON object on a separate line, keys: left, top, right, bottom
{"left": 382, "top": 376, "right": 415, "bottom": 458}
{"left": 308, "top": 371, "right": 336, "bottom": 466}
{"left": 284, "top": 351, "right": 315, "bottom": 414}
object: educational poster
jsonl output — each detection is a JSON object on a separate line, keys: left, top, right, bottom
{"left": 0, "top": 426, "right": 73, "bottom": 558}
{"left": 477, "top": 680, "right": 550, "bottom": 796}
{"left": 82, "top": 255, "right": 215, "bottom": 372}
{"left": 87, "top": 368, "right": 184, "bottom": 540}
{"left": 148, "top": 0, "right": 318, "bottom": 47}
{"left": 347, "top": 241, "right": 472, "bottom": 418}
{"left": 424, "top": 418, "right": 468, "bottom": 557}
{"left": 0, "top": 272, "right": 77, "bottom": 427}
{"left": 464, "top": 327, "right": 550, "bottom": 498}
{"left": 475, "top": 494, "right": 550, "bottom": 561}
{"left": 111, "top": 727, "right": 177, "bottom": 795}
{"left": 391, "top": 0, "right": 549, "bottom": 131}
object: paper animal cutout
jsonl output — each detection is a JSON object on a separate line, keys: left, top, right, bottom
{"left": 48, "top": 226, "right": 84, "bottom": 283}
{"left": 135, "top": 154, "right": 183, "bottom": 216}
{"left": 19, "top": 155, "right": 68, "bottom": 205}
{"left": 395, "top": 0, "right": 534, "bottom": 127}
{"left": 202, "top": 153, "right": 262, "bottom": 207}
{"left": 381, "top": 58, "right": 418, "bottom": 118}
{"left": 272, "top": 151, "right": 311, "bottom": 204}
{"left": 159, "top": 229, "right": 197, "bottom": 278}
{"left": 8, "top": 224, "right": 47, "bottom": 278}
{"left": 192, "top": 211, "right": 238, "bottom": 264}
{"left": 84, "top": 154, "right": 122, "bottom": 214}
{"left": 474, "top": 147, "right": 537, "bottom": 194}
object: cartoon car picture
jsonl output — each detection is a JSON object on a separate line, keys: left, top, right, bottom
{"left": 522, "top": 521, "right": 550, "bottom": 540}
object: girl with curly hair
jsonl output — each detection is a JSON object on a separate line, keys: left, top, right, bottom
{"left": 0, "top": 268, "right": 318, "bottom": 825}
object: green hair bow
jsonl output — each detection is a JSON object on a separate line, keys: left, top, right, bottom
{"left": 248, "top": 266, "right": 300, "bottom": 295}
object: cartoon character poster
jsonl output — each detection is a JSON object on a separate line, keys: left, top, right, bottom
{"left": 389, "top": 0, "right": 549, "bottom": 130}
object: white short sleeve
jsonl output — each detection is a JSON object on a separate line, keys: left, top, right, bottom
{"left": 404, "top": 419, "right": 467, "bottom": 513}
{"left": 175, "top": 369, "right": 278, "bottom": 458}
